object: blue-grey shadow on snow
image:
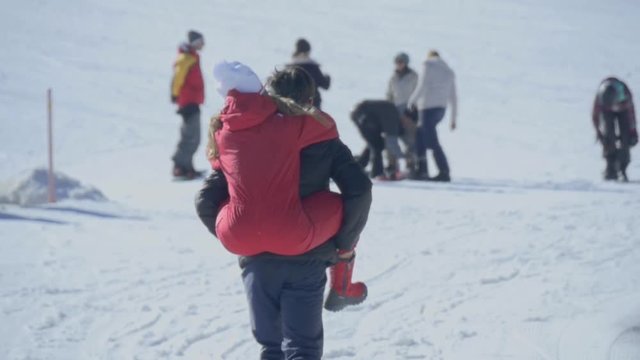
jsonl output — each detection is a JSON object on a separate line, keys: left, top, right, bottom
{"left": 374, "top": 178, "right": 633, "bottom": 195}
{"left": 34, "top": 206, "right": 147, "bottom": 221}
{"left": 0, "top": 211, "right": 68, "bottom": 225}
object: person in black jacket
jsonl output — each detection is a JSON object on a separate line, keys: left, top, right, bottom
{"left": 288, "top": 38, "right": 331, "bottom": 109}
{"left": 195, "top": 83, "right": 372, "bottom": 359}
{"left": 351, "top": 100, "right": 415, "bottom": 180}
{"left": 592, "top": 77, "right": 638, "bottom": 181}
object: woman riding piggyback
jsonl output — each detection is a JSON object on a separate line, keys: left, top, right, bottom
{"left": 208, "top": 61, "right": 343, "bottom": 256}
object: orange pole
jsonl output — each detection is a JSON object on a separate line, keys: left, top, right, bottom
{"left": 47, "top": 88, "right": 56, "bottom": 203}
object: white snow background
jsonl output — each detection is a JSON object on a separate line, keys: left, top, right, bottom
{"left": 1, "top": 0, "right": 640, "bottom": 359}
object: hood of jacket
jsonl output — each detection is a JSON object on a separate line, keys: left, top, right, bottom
{"left": 219, "top": 90, "right": 278, "bottom": 131}
{"left": 178, "top": 42, "right": 198, "bottom": 56}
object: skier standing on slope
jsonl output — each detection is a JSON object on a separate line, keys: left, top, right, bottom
{"left": 592, "top": 77, "right": 638, "bottom": 181}
{"left": 170, "top": 30, "right": 205, "bottom": 179}
{"left": 351, "top": 100, "right": 410, "bottom": 180}
{"left": 387, "top": 52, "right": 419, "bottom": 116}
{"left": 196, "top": 63, "right": 371, "bottom": 359}
{"left": 287, "top": 38, "right": 331, "bottom": 109}
{"left": 408, "top": 50, "right": 458, "bottom": 182}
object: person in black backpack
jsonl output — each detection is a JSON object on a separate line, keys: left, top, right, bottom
{"left": 592, "top": 77, "right": 638, "bottom": 181}
{"left": 288, "top": 38, "right": 331, "bottom": 109}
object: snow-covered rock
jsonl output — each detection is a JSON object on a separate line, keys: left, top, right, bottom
{"left": 0, "top": 168, "right": 106, "bottom": 206}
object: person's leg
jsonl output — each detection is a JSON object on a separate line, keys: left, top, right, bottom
{"left": 616, "top": 111, "right": 632, "bottom": 181}
{"left": 602, "top": 112, "right": 618, "bottom": 180}
{"left": 281, "top": 261, "right": 327, "bottom": 360}
{"left": 242, "top": 260, "right": 286, "bottom": 360}
{"left": 397, "top": 103, "right": 418, "bottom": 166}
{"left": 172, "top": 107, "right": 201, "bottom": 173}
{"left": 324, "top": 251, "right": 367, "bottom": 312}
{"left": 411, "top": 110, "right": 430, "bottom": 179}
{"left": 359, "top": 121, "right": 384, "bottom": 177}
{"left": 384, "top": 135, "right": 404, "bottom": 162}
{"left": 423, "top": 108, "right": 450, "bottom": 180}
{"left": 366, "top": 132, "right": 385, "bottom": 178}
{"left": 296, "top": 191, "right": 343, "bottom": 252}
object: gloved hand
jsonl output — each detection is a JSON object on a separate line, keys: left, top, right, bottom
{"left": 596, "top": 131, "right": 604, "bottom": 143}
{"left": 171, "top": 95, "right": 177, "bottom": 104}
{"left": 324, "top": 75, "right": 331, "bottom": 89}
{"left": 404, "top": 106, "right": 418, "bottom": 123}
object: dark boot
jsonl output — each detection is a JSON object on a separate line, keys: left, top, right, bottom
{"left": 324, "top": 254, "right": 367, "bottom": 312}
{"left": 620, "top": 163, "right": 629, "bottom": 182}
{"left": 618, "top": 149, "right": 630, "bottom": 182}
{"left": 409, "top": 158, "right": 429, "bottom": 180}
{"left": 604, "top": 156, "right": 618, "bottom": 181}
{"left": 430, "top": 173, "right": 451, "bottom": 182}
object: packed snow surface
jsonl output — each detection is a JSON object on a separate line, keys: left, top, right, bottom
{"left": 1, "top": 0, "right": 639, "bottom": 359}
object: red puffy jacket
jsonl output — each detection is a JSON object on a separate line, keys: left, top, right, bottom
{"left": 213, "top": 91, "right": 343, "bottom": 256}
{"left": 171, "top": 45, "right": 204, "bottom": 108}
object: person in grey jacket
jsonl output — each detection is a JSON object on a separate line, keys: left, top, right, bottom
{"left": 408, "top": 50, "right": 458, "bottom": 182}
{"left": 387, "top": 52, "right": 419, "bottom": 169}
{"left": 387, "top": 52, "right": 419, "bottom": 114}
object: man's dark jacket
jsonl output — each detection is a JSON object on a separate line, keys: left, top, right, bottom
{"left": 288, "top": 61, "right": 331, "bottom": 109}
{"left": 351, "top": 100, "right": 402, "bottom": 137}
{"left": 195, "top": 138, "right": 372, "bottom": 267}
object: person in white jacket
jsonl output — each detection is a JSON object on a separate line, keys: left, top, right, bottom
{"left": 407, "top": 50, "right": 457, "bottom": 182}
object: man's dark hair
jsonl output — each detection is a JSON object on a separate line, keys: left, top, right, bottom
{"left": 294, "top": 38, "right": 311, "bottom": 56}
{"left": 599, "top": 79, "right": 627, "bottom": 108}
{"left": 268, "top": 66, "right": 317, "bottom": 106}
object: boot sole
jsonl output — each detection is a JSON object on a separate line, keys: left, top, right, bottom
{"left": 323, "top": 288, "right": 368, "bottom": 312}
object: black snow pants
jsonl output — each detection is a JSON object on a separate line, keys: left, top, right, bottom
{"left": 601, "top": 110, "right": 632, "bottom": 176}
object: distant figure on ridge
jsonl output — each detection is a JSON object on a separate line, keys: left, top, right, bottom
{"left": 592, "top": 77, "right": 638, "bottom": 181}
{"left": 170, "top": 30, "right": 205, "bottom": 180}
{"left": 408, "top": 50, "right": 458, "bottom": 182}
{"left": 287, "top": 38, "right": 331, "bottom": 109}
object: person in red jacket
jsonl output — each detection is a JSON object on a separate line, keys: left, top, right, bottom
{"left": 592, "top": 77, "right": 638, "bottom": 181}
{"left": 209, "top": 61, "right": 346, "bottom": 256}
{"left": 170, "top": 30, "right": 205, "bottom": 179}
{"left": 203, "top": 62, "right": 369, "bottom": 357}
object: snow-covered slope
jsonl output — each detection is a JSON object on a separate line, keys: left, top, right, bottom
{"left": 1, "top": 0, "right": 639, "bottom": 359}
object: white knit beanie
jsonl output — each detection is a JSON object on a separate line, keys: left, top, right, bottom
{"left": 213, "top": 61, "right": 263, "bottom": 97}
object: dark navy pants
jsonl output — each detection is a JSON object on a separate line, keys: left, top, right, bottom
{"left": 355, "top": 119, "right": 385, "bottom": 177}
{"left": 416, "top": 107, "right": 450, "bottom": 175}
{"left": 242, "top": 258, "right": 327, "bottom": 360}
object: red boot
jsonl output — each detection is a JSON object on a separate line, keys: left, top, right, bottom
{"left": 324, "top": 253, "right": 368, "bottom": 311}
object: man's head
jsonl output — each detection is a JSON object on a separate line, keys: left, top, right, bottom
{"left": 599, "top": 78, "right": 628, "bottom": 110}
{"left": 188, "top": 30, "right": 205, "bottom": 51}
{"left": 267, "top": 66, "right": 316, "bottom": 106}
{"left": 394, "top": 52, "right": 409, "bottom": 72}
{"left": 294, "top": 38, "right": 311, "bottom": 57}
{"left": 428, "top": 50, "right": 440, "bottom": 59}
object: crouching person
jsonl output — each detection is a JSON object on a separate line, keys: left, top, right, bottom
{"left": 351, "top": 100, "right": 409, "bottom": 180}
